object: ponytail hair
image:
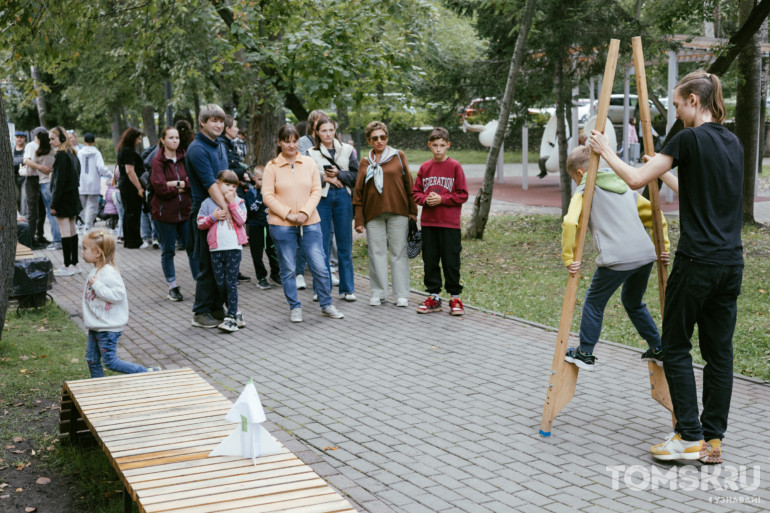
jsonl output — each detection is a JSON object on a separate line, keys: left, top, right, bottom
{"left": 675, "top": 70, "right": 726, "bottom": 124}
{"left": 84, "top": 230, "right": 117, "bottom": 272}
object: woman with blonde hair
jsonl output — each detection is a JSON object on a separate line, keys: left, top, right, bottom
{"left": 49, "top": 126, "right": 82, "bottom": 276}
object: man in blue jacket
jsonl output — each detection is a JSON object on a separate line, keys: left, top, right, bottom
{"left": 187, "top": 104, "right": 230, "bottom": 328}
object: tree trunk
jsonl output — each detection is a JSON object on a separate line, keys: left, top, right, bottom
{"left": 249, "top": 97, "right": 284, "bottom": 166}
{"left": 0, "top": 95, "right": 17, "bottom": 339}
{"left": 464, "top": 0, "right": 538, "bottom": 239}
{"left": 760, "top": 20, "right": 769, "bottom": 159}
{"left": 707, "top": 0, "right": 770, "bottom": 76}
{"left": 555, "top": 63, "right": 572, "bottom": 216}
{"left": 735, "top": 0, "right": 761, "bottom": 224}
{"left": 110, "top": 105, "right": 123, "bottom": 151}
{"left": 30, "top": 66, "right": 47, "bottom": 127}
{"left": 336, "top": 102, "right": 350, "bottom": 140}
{"left": 141, "top": 105, "right": 158, "bottom": 147}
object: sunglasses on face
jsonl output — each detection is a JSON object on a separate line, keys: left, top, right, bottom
{"left": 369, "top": 135, "right": 388, "bottom": 142}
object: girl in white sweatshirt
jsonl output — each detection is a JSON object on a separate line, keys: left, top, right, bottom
{"left": 82, "top": 231, "right": 159, "bottom": 378}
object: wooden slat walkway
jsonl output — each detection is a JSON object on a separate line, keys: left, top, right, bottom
{"left": 60, "top": 368, "right": 357, "bottom": 513}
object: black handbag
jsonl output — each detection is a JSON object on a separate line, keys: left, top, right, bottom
{"left": 407, "top": 218, "right": 422, "bottom": 259}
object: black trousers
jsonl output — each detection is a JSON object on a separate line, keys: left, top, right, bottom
{"left": 189, "top": 201, "right": 225, "bottom": 316}
{"left": 119, "top": 183, "right": 143, "bottom": 249}
{"left": 421, "top": 226, "right": 462, "bottom": 296}
{"left": 662, "top": 257, "right": 743, "bottom": 441}
{"left": 248, "top": 225, "right": 279, "bottom": 280}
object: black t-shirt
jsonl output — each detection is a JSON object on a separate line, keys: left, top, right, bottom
{"left": 117, "top": 147, "right": 145, "bottom": 189}
{"left": 661, "top": 123, "right": 743, "bottom": 265}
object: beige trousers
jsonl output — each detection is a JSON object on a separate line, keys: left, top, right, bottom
{"left": 365, "top": 212, "right": 409, "bottom": 300}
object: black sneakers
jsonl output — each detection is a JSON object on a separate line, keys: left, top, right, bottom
{"left": 257, "top": 278, "right": 271, "bottom": 290}
{"left": 167, "top": 287, "right": 183, "bottom": 302}
{"left": 641, "top": 347, "right": 664, "bottom": 367}
{"left": 192, "top": 313, "right": 219, "bottom": 328}
{"left": 237, "top": 272, "right": 251, "bottom": 283}
{"left": 564, "top": 347, "right": 596, "bottom": 371}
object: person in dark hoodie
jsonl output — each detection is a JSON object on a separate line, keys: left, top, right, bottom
{"left": 151, "top": 126, "right": 194, "bottom": 302}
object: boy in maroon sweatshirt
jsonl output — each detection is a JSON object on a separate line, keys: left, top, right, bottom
{"left": 412, "top": 127, "right": 469, "bottom": 315}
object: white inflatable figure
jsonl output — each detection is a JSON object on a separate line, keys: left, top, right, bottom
{"left": 209, "top": 379, "right": 283, "bottom": 465}
{"left": 538, "top": 116, "right": 570, "bottom": 177}
{"left": 583, "top": 115, "right": 616, "bottom": 169}
{"left": 477, "top": 120, "right": 498, "bottom": 147}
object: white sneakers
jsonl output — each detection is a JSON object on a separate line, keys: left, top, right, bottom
{"left": 369, "top": 297, "right": 382, "bottom": 306}
{"left": 396, "top": 298, "right": 408, "bottom": 307}
{"left": 54, "top": 265, "right": 82, "bottom": 277}
{"left": 290, "top": 308, "right": 303, "bottom": 323}
{"left": 650, "top": 432, "right": 705, "bottom": 461}
{"left": 342, "top": 293, "right": 357, "bottom": 302}
{"left": 295, "top": 275, "right": 306, "bottom": 290}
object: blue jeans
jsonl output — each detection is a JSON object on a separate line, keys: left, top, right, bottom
{"left": 270, "top": 223, "right": 332, "bottom": 309}
{"left": 141, "top": 211, "right": 158, "bottom": 240}
{"left": 156, "top": 220, "right": 195, "bottom": 284}
{"left": 317, "top": 187, "right": 354, "bottom": 294}
{"left": 39, "top": 182, "right": 61, "bottom": 242}
{"left": 578, "top": 262, "right": 661, "bottom": 354}
{"left": 86, "top": 330, "right": 147, "bottom": 378}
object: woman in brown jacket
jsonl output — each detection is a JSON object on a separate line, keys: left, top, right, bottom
{"left": 262, "top": 124, "right": 344, "bottom": 323}
{"left": 353, "top": 121, "right": 417, "bottom": 307}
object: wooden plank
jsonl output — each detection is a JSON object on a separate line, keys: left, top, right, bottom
{"left": 122, "top": 451, "right": 294, "bottom": 479}
{"left": 218, "top": 499, "right": 355, "bottom": 513}
{"left": 65, "top": 372, "right": 203, "bottom": 392}
{"left": 140, "top": 477, "right": 328, "bottom": 510}
{"left": 82, "top": 396, "right": 232, "bottom": 420}
{"left": 105, "top": 426, "right": 234, "bottom": 453}
{"left": 540, "top": 38, "right": 620, "bottom": 437}
{"left": 88, "top": 403, "right": 230, "bottom": 429}
{"left": 99, "top": 417, "right": 233, "bottom": 442}
{"left": 135, "top": 467, "right": 317, "bottom": 498}
{"left": 64, "top": 368, "right": 193, "bottom": 388}
{"left": 68, "top": 377, "right": 209, "bottom": 400}
{"left": 73, "top": 386, "right": 221, "bottom": 411}
{"left": 65, "top": 368, "right": 354, "bottom": 513}
{"left": 129, "top": 457, "right": 303, "bottom": 488}
{"left": 109, "top": 435, "right": 228, "bottom": 459}
{"left": 148, "top": 489, "right": 340, "bottom": 513}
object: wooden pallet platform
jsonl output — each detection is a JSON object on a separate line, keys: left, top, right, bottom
{"left": 60, "top": 368, "right": 356, "bottom": 513}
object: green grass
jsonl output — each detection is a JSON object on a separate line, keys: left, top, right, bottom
{"left": 0, "top": 303, "right": 131, "bottom": 512}
{"left": 402, "top": 149, "right": 540, "bottom": 166}
{"left": 353, "top": 214, "right": 770, "bottom": 381}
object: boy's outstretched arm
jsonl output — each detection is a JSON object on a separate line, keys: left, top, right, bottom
{"left": 561, "top": 192, "right": 584, "bottom": 271}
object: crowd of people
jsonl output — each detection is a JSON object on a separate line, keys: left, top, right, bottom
{"left": 14, "top": 70, "right": 744, "bottom": 465}
{"left": 14, "top": 104, "right": 470, "bottom": 328}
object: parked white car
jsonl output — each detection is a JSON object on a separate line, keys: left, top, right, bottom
{"left": 608, "top": 94, "right": 663, "bottom": 124}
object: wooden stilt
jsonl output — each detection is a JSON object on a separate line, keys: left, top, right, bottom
{"left": 632, "top": 36, "right": 676, "bottom": 428}
{"left": 539, "top": 39, "right": 620, "bottom": 437}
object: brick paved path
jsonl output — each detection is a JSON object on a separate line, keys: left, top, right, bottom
{"left": 46, "top": 240, "right": 768, "bottom": 513}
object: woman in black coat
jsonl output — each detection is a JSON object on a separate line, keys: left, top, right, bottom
{"left": 116, "top": 127, "right": 146, "bottom": 249}
{"left": 49, "top": 126, "right": 83, "bottom": 276}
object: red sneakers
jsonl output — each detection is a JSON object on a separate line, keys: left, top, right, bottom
{"left": 449, "top": 298, "right": 465, "bottom": 316}
{"left": 416, "top": 296, "right": 442, "bottom": 314}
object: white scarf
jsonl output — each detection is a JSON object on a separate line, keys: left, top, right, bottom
{"left": 365, "top": 146, "right": 398, "bottom": 194}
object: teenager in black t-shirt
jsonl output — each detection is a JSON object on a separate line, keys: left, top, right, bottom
{"left": 589, "top": 70, "right": 743, "bottom": 465}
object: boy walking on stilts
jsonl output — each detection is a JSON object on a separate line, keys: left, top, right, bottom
{"left": 561, "top": 145, "right": 670, "bottom": 371}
